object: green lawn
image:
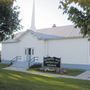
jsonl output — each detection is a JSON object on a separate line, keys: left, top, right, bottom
{"left": 0, "top": 64, "right": 90, "bottom": 90}
{"left": 0, "top": 63, "right": 9, "bottom": 68}
{"left": 62, "top": 68, "right": 85, "bottom": 76}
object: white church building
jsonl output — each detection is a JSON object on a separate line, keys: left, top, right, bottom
{"left": 1, "top": 0, "right": 90, "bottom": 70}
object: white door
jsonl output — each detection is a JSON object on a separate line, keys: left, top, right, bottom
{"left": 25, "top": 48, "right": 34, "bottom": 61}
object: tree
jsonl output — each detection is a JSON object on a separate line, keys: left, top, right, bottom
{"left": 0, "top": 0, "right": 21, "bottom": 41}
{"left": 59, "top": 0, "right": 90, "bottom": 37}
{"left": 65, "top": 0, "right": 90, "bottom": 7}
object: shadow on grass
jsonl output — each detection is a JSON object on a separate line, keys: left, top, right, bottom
{"left": 0, "top": 64, "right": 89, "bottom": 90}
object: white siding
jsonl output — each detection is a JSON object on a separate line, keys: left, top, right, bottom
{"left": 16, "top": 32, "right": 45, "bottom": 62}
{"left": 1, "top": 43, "right": 19, "bottom": 61}
{"left": 1, "top": 32, "right": 45, "bottom": 62}
{"left": 88, "top": 41, "right": 90, "bottom": 64}
{"left": 47, "top": 38, "right": 89, "bottom": 65}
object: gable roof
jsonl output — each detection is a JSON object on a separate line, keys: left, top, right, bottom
{"left": 2, "top": 30, "right": 63, "bottom": 43}
{"left": 14, "top": 30, "right": 63, "bottom": 40}
{"left": 37, "top": 25, "right": 82, "bottom": 37}
{"left": 2, "top": 25, "right": 84, "bottom": 44}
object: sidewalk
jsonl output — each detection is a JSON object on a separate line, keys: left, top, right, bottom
{"left": 76, "top": 71, "right": 90, "bottom": 80}
{"left": 3, "top": 66, "right": 90, "bottom": 80}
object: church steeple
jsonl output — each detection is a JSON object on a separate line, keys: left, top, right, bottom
{"left": 30, "top": 0, "right": 36, "bottom": 30}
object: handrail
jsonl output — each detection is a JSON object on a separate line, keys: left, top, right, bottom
{"left": 10, "top": 56, "right": 21, "bottom": 65}
{"left": 32, "top": 57, "right": 38, "bottom": 63}
{"left": 28, "top": 57, "right": 38, "bottom": 67}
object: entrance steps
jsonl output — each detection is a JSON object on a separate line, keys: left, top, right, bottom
{"left": 7, "top": 56, "right": 39, "bottom": 69}
{"left": 11, "top": 61, "right": 29, "bottom": 69}
{"left": 10, "top": 60, "right": 38, "bottom": 69}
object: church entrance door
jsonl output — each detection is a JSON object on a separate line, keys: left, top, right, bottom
{"left": 25, "top": 48, "right": 34, "bottom": 61}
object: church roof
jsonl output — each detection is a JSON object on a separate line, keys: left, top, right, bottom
{"left": 2, "top": 30, "right": 63, "bottom": 43}
{"left": 13, "top": 30, "right": 62, "bottom": 40}
{"left": 14, "top": 25, "right": 82, "bottom": 40}
{"left": 37, "top": 25, "right": 82, "bottom": 37}
{"left": 29, "top": 31, "right": 63, "bottom": 40}
{"left": 2, "top": 25, "right": 83, "bottom": 44}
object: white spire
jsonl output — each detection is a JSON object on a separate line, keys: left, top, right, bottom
{"left": 30, "top": 0, "right": 36, "bottom": 30}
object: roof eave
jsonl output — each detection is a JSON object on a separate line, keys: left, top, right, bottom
{"left": 38, "top": 36, "right": 87, "bottom": 40}
{"left": 2, "top": 39, "right": 20, "bottom": 44}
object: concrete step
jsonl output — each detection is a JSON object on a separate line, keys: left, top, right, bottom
{"left": 11, "top": 61, "right": 29, "bottom": 69}
{"left": 11, "top": 60, "right": 39, "bottom": 69}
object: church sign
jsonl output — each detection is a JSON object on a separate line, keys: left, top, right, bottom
{"left": 43, "top": 57, "right": 61, "bottom": 68}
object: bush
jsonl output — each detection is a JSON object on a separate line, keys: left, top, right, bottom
{"left": 30, "top": 63, "right": 42, "bottom": 68}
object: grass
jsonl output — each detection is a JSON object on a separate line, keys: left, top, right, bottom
{"left": 62, "top": 68, "right": 85, "bottom": 76}
{"left": 0, "top": 63, "right": 9, "bottom": 68}
{"left": 0, "top": 64, "right": 90, "bottom": 90}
